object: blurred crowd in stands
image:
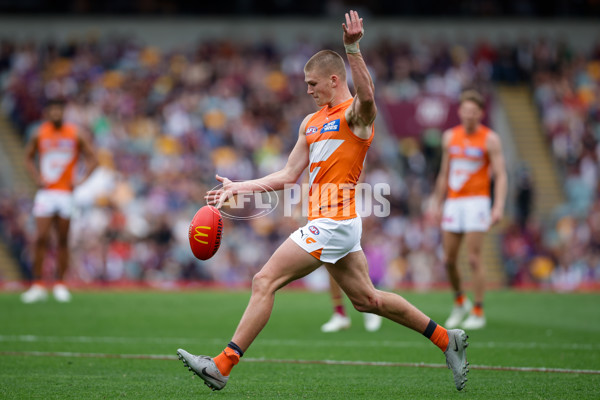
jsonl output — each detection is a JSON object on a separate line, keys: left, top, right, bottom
{"left": 518, "top": 39, "right": 600, "bottom": 290}
{"left": 0, "top": 33, "right": 599, "bottom": 290}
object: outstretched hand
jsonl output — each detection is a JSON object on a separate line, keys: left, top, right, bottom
{"left": 205, "top": 174, "right": 234, "bottom": 209}
{"left": 342, "top": 10, "right": 364, "bottom": 45}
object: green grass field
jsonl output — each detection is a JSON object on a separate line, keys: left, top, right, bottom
{"left": 0, "top": 289, "right": 599, "bottom": 399}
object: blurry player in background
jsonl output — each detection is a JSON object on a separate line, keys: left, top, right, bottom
{"left": 430, "top": 90, "right": 507, "bottom": 330}
{"left": 21, "top": 98, "right": 98, "bottom": 303}
{"left": 177, "top": 11, "right": 469, "bottom": 392}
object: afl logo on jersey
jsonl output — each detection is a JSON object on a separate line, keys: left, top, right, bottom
{"left": 306, "top": 126, "right": 318, "bottom": 136}
{"left": 308, "top": 225, "right": 320, "bottom": 235}
{"left": 321, "top": 119, "right": 340, "bottom": 133}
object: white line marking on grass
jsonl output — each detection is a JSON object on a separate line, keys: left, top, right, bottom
{"left": 0, "top": 334, "right": 208, "bottom": 345}
{"left": 2, "top": 350, "right": 600, "bottom": 375}
{"left": 1, "top": 334, "right": 599, "bottom": 351}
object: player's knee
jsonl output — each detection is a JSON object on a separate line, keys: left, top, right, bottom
{"left": 467, "top": 253, "right": 481, "bottom": 269}
{"left": 251, "top": 271, "right": 275, "bottom": 296}
{"left": 350, "top": 291, "right": 380, "bottom": 313}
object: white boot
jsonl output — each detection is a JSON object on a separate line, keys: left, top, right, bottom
{"left": 461, "top": 313, "right": 486, "bottom": 330}
{"left": 321, "top": 313, "right": 351, "bottom": 332}
{"left": 444, "top": 298, "right": 472, "bottom": 329}
{"left": 21, "top": 284, "right": 48, "bottom": 304}
{"left": 53, "top": 284, "right": 72, "bottom": 303}
{"left": 363, "top": 313, "right": 382, "bottom": 332}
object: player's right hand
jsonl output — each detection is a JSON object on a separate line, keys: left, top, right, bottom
{"left": 205, "top": 174, "right": 234, "bottom": 209}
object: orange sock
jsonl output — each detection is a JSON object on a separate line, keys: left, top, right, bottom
{"left": 472, "top": 304, "right": 484, "bottom": 317}
{"left": 423, "top": 319, "right": 450, "bottom": 352}
{"left": 455, "top": 293, "right": 465, "bottom": 306}
{"left": 33, "top": 280, "right": 45, "bottom": 288}
{"left": 213, "top": 347, "right": 240, "bottom": 376}
{"left": 431, "top": 325, "right": 450, "bottom": 352}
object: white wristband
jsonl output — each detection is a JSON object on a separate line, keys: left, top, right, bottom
{"left": 344, "top": 42, "right": 360, "bottom": 54}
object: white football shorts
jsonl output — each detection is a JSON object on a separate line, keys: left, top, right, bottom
{"left": 290, "top": 217, "right": 362, "bottom": 264}
{"left": 32, "top": 189, "right": 74, "bottom": 219}
{"left": 442, "top": 196, "right": 491, "bottom": 233}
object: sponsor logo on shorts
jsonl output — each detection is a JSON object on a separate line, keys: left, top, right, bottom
{"left": 305, "top": 237, "right": 317, "bottom": 244}
{"left": 321, "top": 119, "right": 340, "bottom": 133}
{"left": 309, "top": 225, "right": 320, "bottom": 235}
{"left": 306, "top": 126, "right": 318, "bottom": 136}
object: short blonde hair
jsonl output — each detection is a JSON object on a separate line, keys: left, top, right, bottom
{"left": 304, "top": 50, "right": 346, "bottom": 81}
{"left": 459, "top": 89, "right": 485, "bottom": 109}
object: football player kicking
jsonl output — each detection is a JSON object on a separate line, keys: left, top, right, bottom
{"left": 177, "top": 10, "right": 469, "bottom": 392}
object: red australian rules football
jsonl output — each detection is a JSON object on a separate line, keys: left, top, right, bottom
{"left": 188, "top": 205, "right": 223, "bottom": 260}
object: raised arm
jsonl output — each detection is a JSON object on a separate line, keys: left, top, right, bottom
{"left": 343, "top": 10, "right": 377, "bottom": 136}
{"left": 207, "top": 114, "right": 312, "bottom": 208}
{"left": 488, "top": 132, "right": 507, "bottom": 225}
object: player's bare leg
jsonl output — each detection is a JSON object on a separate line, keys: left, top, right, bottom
{"left": 178, "top": 238, "right": 322, "bottom": 390}
{"left": 462, "top": 231, "right": 486, "bottom": 329}
{"left": 55, "top": 217, "right": 70, "bottom": 281}
{"left": 231, "top": 238, "right": 322, "bottom": 350}
{"left": 21, "top": 216, "right": 53, "bottom": 303}
{"left": 33, "top": 216, "right": 53, "bottom": 281}
{"left": 326, "top": 250, "right": 430, "bottom": 331}
{"left": 443, "top": 231, "right": 472, "bottom": 328}
{"left": 443, "top": 231, "right": 463, "bottom": 294}
{"left": 53, "top": 217, "right": 72, "bottom": 302}
{"left": 465, "top": 232, "right": 485, "bottom": 305}
{"left": 327, "top": 250, "right": 469, "bottom": 390}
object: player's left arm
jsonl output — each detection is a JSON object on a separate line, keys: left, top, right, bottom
{"left": 343, "top": 10, "right": 376, "bottom": 138}
{"left": 488, "top": 131, "right": 507, "bottom": 225}
{"left": 24, "top": 131, "right": 43, "bottom": 187}
{"left": 76, "top": 130, "right": 99, "bottom": 186}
